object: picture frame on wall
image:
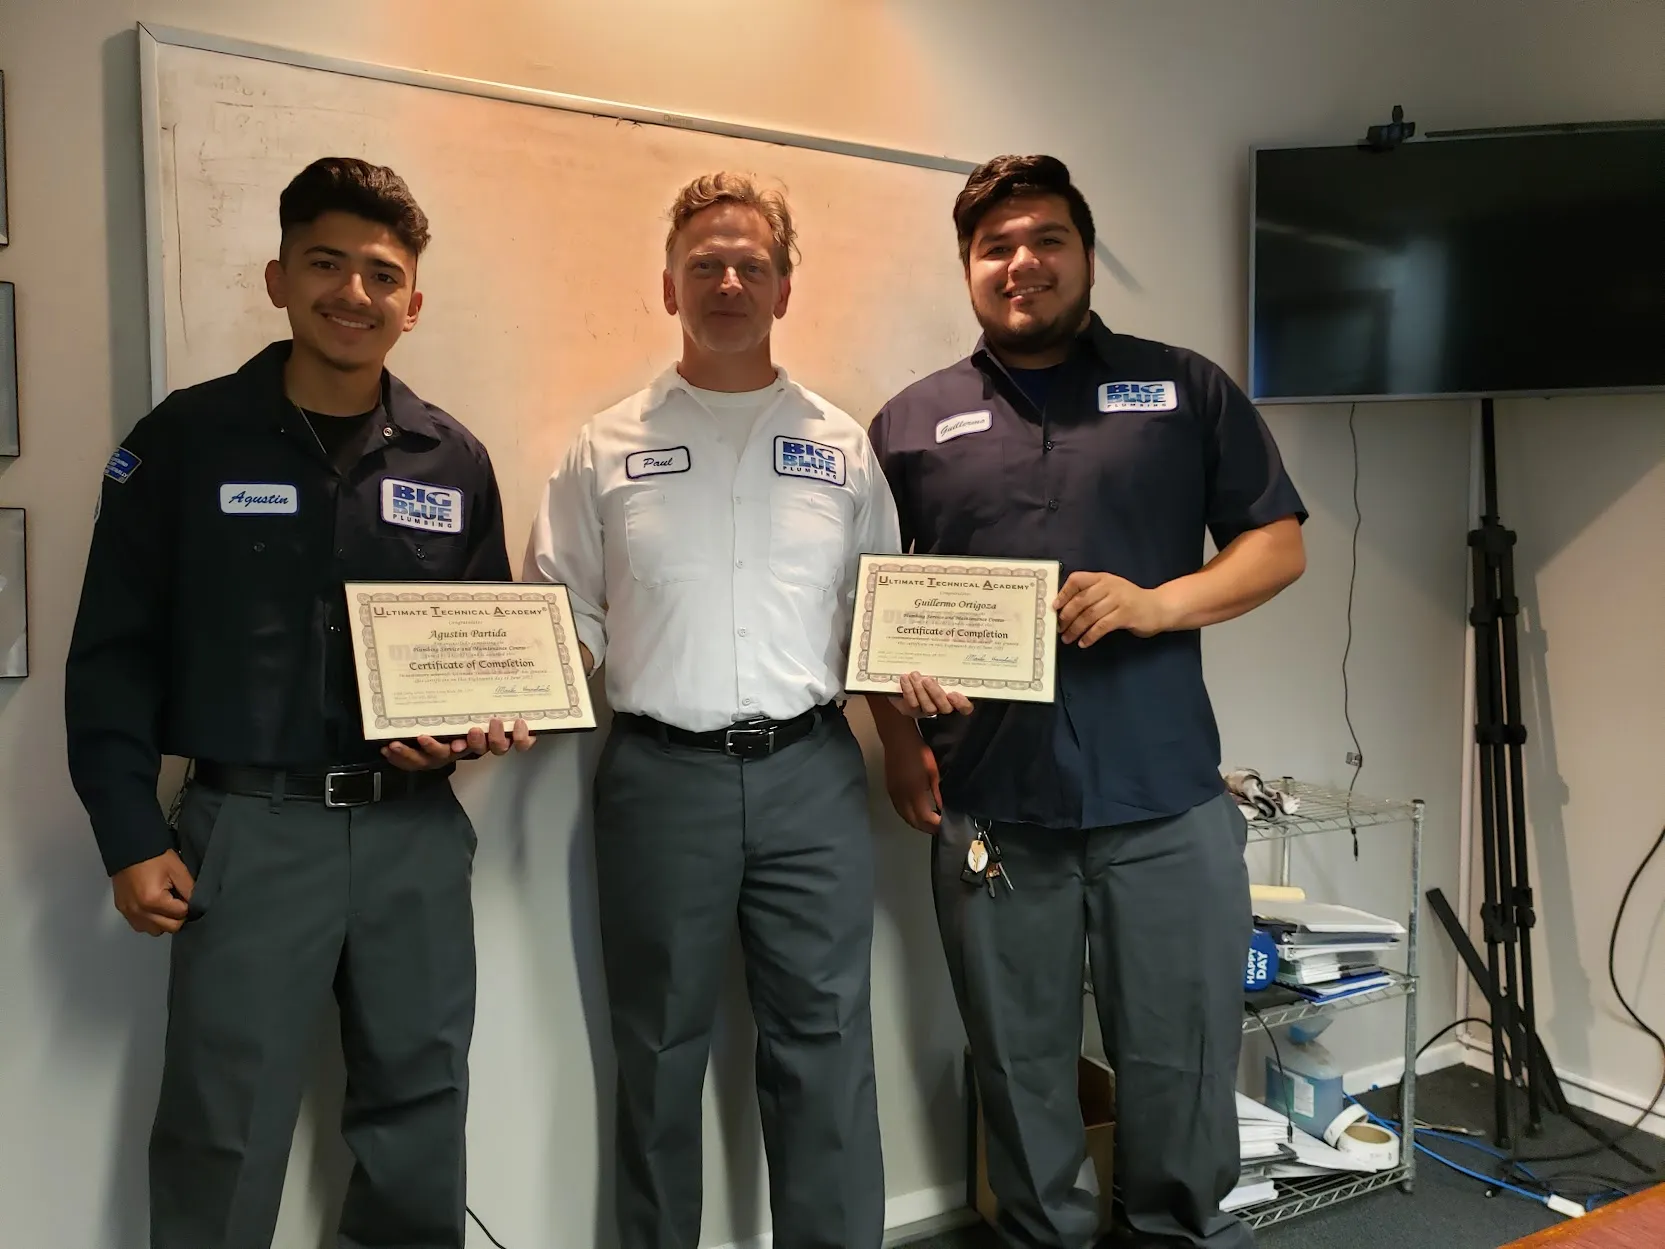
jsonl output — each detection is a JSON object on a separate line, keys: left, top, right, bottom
{"left": 0, "top": 282, "right": 15, "bottom": 457}
{"left": 0, "top": 508, "right": 25, "bottom": 679}
{"left": 0, "top": 69, "right": 9, "bottom": 247}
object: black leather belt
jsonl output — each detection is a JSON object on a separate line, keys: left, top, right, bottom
{"left": 194, "top": 760, "right": 453, "bottom": 807}
{"left": 622, "top": 702, "right": 840, "bottom": 759}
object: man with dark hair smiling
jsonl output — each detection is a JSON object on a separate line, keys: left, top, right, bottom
{"left": 868, "top": 154, "right": 1308, "bottom": 1248}
{"left": 65, "top": 156, "right": 529, "bottom": 1249}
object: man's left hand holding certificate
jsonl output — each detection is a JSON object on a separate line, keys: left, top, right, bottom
{"left": 344, "top": 581, "right": 597, "bottom": 767}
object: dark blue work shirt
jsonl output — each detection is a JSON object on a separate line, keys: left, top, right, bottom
{"left": 868, "top": 313, "right": 1306, "bottom": 829}
{"left": 65, "top": 340, "right": 512, "bottom": 874}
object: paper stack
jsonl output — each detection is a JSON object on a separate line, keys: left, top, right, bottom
{"left": 1252, "top": 901, "right": 1405, "bottom": 1003}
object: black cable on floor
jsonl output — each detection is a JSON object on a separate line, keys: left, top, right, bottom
{"left": 468, "top": 1205, "right": 511, "bottom": 1249}
{"left": 1505, "top": 823, "right": 1665, "bottom": 1173}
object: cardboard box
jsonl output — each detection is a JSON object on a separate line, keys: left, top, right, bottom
{"left": 972, "top": 1053, "right": 1116, "bottom": 1232}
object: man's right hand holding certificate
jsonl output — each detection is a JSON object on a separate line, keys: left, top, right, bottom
{"left": 867, "top": 567, "right": 1163, "bottom": 833}
{"left": 864, "top": 672, "right": 968, "bottom": 833}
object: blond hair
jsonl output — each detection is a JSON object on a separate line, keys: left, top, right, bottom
{"left": 664, "top": 172, "right": 799, "bottom": 277}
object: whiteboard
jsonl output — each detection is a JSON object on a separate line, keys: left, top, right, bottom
{"left": 135, "top": 26, "right": 985, "bottom": 1247}
{"left": 139, "top": 25, "right": 983, "bottom": 551}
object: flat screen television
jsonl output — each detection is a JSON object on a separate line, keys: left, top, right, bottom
{"left": 1248, "top": 124, "right": 1665, "bottom": 403}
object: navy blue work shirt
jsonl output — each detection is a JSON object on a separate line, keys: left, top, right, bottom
{"left": 65, "top": 340, "right": 512, "bottom": 874}
{"left": 868, "top": 313, "right": 1306, "bottom": 830}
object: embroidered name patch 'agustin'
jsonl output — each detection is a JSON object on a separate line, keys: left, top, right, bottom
{"left": 774, "top": 436, "right": 846, "bottom": 485}
{"left": 380, "top": 478, "right": 463, "bottom": 533}
{"left": 935, "top": 410, "right": 992, "bottom": 443}
{"left": 219, "top": 483, "right": 299, "bottom": 514}
{"left": 625, "top": 446, "right": 692, "bottom": 479}
{"left": 1098, "top": 381, "right": 1178, "bottom": 413}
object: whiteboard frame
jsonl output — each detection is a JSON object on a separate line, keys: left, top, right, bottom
{"left": 137, "top": 22, "right": 982, "bottom": 406}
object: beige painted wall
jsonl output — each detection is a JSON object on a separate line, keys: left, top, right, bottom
{"left": 1, "top": 1, "right": 1661, "bottom": 1246}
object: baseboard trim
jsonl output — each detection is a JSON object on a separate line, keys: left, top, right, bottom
{"left": 1343, "top": 1040, "right": 1467, "bottom": 1096}
{"left": 709, "top": 1183, "right": 971, "bottom": 1249}
{"left": 1457, "top": 1033, "right": 1665, "bottom": 1140}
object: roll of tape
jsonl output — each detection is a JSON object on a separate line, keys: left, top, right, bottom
{"left": 1322, "top": 1104, "right": 1400, "bottom": 1170}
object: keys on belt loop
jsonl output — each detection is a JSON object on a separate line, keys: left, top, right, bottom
{"left": 961, "top": 817, "right": 1015, "bottom": 896}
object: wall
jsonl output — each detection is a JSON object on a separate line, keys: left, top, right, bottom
{"left": 1, "top": 1, "right": 1661, "bottom": 1246}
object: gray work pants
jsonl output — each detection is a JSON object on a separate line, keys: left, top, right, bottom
{"left": 150, "top": 776, "right": 477, "bottom": 1249}
{"left": 936, "top": 793, "right": 1253, "bottom": 1249}
{"left": 593, "top": 708, "right": 885, "bottom": 1249}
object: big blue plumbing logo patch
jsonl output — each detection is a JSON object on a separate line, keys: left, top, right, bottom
{"left": 380, "top": 478, "right": 463, "bottom": 533}
{"left": 219, "top": 483, "right": 299, "bottom": 514}
{"left": 1097, "top": 381, "right": 1178, "bottom": 413}
{"left": 773, "top": 436, "right": 846, "bottom": 486}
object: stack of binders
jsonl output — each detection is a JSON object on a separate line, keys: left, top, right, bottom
{"left": 1252, "top": 901, "right": 1405, "bottom": 1003}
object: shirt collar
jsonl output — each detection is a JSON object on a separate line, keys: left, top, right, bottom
{"left": 246, "top": 339, "right": 440, "bottom": 442}
{"left": 640, "top": 363, "right": 827, "bottom": 420}
{"left": 971, "top": 310, "right": 1118, "bottom": 377}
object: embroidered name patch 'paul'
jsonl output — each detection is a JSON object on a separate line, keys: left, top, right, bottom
{"left": 774, "top": 436, "right": 846, "bottom": 485}
{"left": 380, "top": 478, "right": 463, "bottom": 533}
{"left": 1098, "top": 381, "right": 1179, "bottom": 413}
{"left": 219, "top": 483, "right": 299, "bottom": 515}
{"left": 625, "top": 446, "right": 691, "bottom": 479}
{"left": 936, "top": 410, "right": 992, "bottom": 443}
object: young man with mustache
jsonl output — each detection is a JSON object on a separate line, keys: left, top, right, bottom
{"left": 868, "top": 155, "right": 1308, "bottom": 1248}
{"left": 524, "top": 172, "right": 899, "bottom": 1249}
{"left": 65, "top": 156, "right": 530, "bottom": 1249}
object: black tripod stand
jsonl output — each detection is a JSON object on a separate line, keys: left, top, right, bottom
{"left": 1427, "top": 400, "right": 1650, "bottom": 1169}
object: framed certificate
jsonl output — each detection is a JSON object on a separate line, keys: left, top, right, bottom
{"left": 845, "top": 554, "right": 1060, "bottom": 703}
{"left": 343, "top": 581, "right": 597, "bottom": 739}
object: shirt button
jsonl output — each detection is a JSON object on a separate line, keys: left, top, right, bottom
{"left": 252, "top": 541, "right": 265, "bottom": 553}
{"left": 1044, "top": 439, "right": 1055, "bottom": 451}
{"left": 734, "top": 495, "right": 744, "bottom": 504}
{"left": 736, "top": 559, "right": 745, "bottom": 568}
{"left": 742, "top": 697, "right": 757, "bottom": 707}
{"left": 382, "top": 426, "right": 395, "bottom": 438}
{"left": 414, "top": 546, "right": 426, "bottom": 559}
{"left": 1047, "top": 499, "right": 1060, "bottom": 511}
{"left": 737, "top": 628, "right": 749, "bottom": 637}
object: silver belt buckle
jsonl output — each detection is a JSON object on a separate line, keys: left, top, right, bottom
{"left": 722, "top": 726, "right": 777, "bottom": 758}
{"left": 323, "top": 769, "right": 382, "bottom": 808}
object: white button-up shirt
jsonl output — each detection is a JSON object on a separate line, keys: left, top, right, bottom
{"left": 524, "top": 366, "right": 902, "bottom": 732}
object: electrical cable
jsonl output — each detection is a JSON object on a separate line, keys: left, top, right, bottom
{"left": 1246, "top": 1004, "right": 1296, "bottom": 1143}
{"left": 1504, "top": 823, "right": 1665, "bottom": 1171}
{"left": 1342, "top": 402, "right": 1362, "bottom": 859}
{"left": 467, "top": 1206, "right": 511, "bottom": 1249}
{"left": 1345, "top": 1096, "right": 1586, "bottom": 1219}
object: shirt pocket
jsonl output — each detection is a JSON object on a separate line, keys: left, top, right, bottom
{"left": 768, "top": 483, "right": 848, "bottom": 591}
{"left": 370, "top": 530, "right": 471, "bottom": 580}
{"left": 622, "top": 487, "right": 710, "bottom": 587}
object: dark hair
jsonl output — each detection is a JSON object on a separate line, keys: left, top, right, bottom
{"left": 279, "top": 157, "right": 431, "bottom": 258}
{"left": 953, "top": 154, "right": 1095, "bottom": 265}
